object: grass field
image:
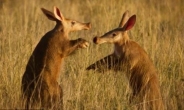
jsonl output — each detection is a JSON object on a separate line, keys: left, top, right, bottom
{"left": 0, "top": 0, "right": 184, "bottom": 109}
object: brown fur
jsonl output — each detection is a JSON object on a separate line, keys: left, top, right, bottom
{"left": 21, "top": 6, "right": 91, "bottom": 109}
{"left": 87, "top": 11, "right": 164, "bottom": 110}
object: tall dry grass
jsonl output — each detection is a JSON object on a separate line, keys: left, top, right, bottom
{"left": 0, "top": 0, "right": 183, "bottom": 109}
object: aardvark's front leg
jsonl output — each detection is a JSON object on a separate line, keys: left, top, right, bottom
{"left": 66, "top": 38, "right": 89, "bottom": 56}
{"left": 86, "top": 54, "right": 120, "bottom": 72}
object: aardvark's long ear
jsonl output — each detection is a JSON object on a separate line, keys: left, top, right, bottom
{"left": 41, "top": 8, "right": 57, "bottom": 21}
{"left": 119, "top": 10, "right": 129, "bottom": 27}
{"left": 53, "top": 6, "right": 65, "bottom": 21}
{"left": 123, "top": 15, "right": 136, "bottom": 31}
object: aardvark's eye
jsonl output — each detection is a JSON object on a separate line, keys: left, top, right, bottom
{"left": 112, "top": 33, "right": 117, "bottom": 37}
{"left": 71, "top": 21, "right": 76, "bottom": 25}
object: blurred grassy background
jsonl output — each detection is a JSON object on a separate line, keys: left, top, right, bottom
{"left": 0, "top": 0, "right": 184, "bottom": 109}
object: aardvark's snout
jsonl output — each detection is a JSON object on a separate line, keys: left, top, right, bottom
{"left": 84, "top": 22, "right": 91, "bottom": 30}
{"left": 93, "top": 36, "right": 100, "bottom": 44}
{"left": 93, "top": 36, "right": 108, "bottom": 44}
